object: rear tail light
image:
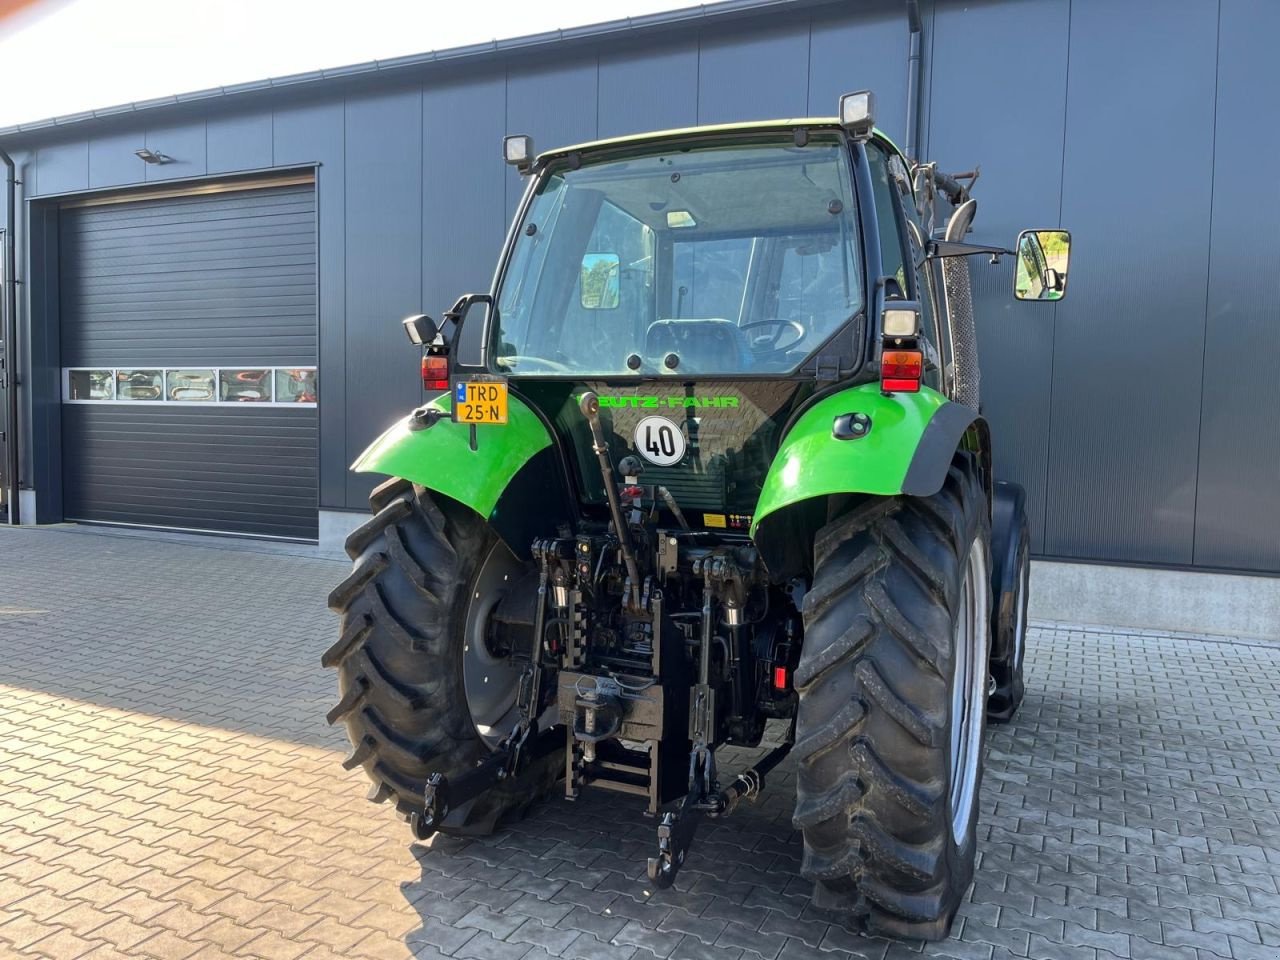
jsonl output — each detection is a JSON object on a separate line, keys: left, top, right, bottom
{"left": 422, "top": 355, "right": 449, "bottom": 392}
{"left": 881, "top": 349, "right": 922, "bottom": 393}
{"left": 773, "top": 665, "right": 789, "bottom": 691}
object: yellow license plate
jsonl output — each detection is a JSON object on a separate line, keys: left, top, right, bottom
{"left": 453, "top": 380, "right": 508, "bottom": 424}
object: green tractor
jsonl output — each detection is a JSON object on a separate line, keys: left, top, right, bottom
{"left": 324, "top": 91, "right": 1070, "bottom": 940}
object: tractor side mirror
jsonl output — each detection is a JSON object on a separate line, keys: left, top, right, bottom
{"left": 403, "top": 314, "right": 438, "bottom": 345}
{"left": 1014, "top": 229, "right": 1071, "bottom": 302}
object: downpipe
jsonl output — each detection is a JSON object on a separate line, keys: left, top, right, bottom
{"left": 0, "top": 146, "right": 17, "bottom": 525}
{"left": 904, "top": 0, "right": 923, "bottom": 161}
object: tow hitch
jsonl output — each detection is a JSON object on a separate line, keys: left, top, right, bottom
{"left": 647, "top": 552, "right": 795, "bottom": 888}
{"left": 411, "top": 722, "right": 561, "bottom": 840}
{"left": 647, "top": 734, "right": 794, "bottom": 888}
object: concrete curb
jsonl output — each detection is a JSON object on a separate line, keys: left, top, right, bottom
{"left": 1030, "top": 558, "right": 1280, "bottom": 642}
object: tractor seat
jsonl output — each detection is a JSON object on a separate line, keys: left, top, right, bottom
{"left": 645, "top": 319, "right": 752, "bottom": 373}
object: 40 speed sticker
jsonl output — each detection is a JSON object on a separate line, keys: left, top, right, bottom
{"left": 634, "top": 416, "right": 686, "bottom": 466}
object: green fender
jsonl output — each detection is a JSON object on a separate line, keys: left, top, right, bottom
{"left": 352, "top": 393, "right": 552, "bottom": 519}
{"left": 751, "top": 383, "right": 981, "bottom": 537}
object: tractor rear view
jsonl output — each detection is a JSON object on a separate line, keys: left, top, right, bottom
{"left": 323, "top": 91, "right": 1070, "bottom": 940}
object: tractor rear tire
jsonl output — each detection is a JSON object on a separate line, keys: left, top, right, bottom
{"left": 323, "top": 477, "right": 560, "bottom": 835}
{"left": 792, "top": 454, "right": 990, "bottom": 941}
{"left": 987, "top": 482, "right": 1029, "bottom": 724}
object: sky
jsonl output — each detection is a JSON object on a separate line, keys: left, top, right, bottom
{"left": 0, "top": 0, "right": 690, "bottom": 128}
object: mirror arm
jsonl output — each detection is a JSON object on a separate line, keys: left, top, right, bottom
{"left": 926, "top": 239, "right": 1015, "bottom": 261}
{"left": 440, "top": 293, "right": 493, "bottom": 346}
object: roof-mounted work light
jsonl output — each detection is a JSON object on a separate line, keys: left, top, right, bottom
{"left": 503, "top": 134, "right": 535, "bottom": 173}
{"left": 838, "top": 90, "right": 875, "bottom": 140}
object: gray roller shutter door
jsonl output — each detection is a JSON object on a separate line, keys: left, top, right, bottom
{"left": 59, "top": 182, "right": 319, "bottom": 539}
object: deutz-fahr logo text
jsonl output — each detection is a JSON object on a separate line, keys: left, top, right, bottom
{"left": 599, "top": 395, "right": 740, "bottom": 409}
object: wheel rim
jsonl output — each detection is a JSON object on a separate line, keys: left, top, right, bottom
{"left": 949, "top": 538, "right": 990, "bottom": 846}
{"left": 1012, "top": 553, "right": 1029, "bottom": 668}
{"left": 462, "top": 541, "right": 526, "bottom": 749}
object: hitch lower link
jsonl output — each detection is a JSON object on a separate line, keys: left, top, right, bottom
{"left": 411, "top": 721, "right": 537, "bottom": 841}
{"left": 645, "top": 737, "right": 794, "bottom": 888}
{"left": 411, "top": 546, "right": 560, "bottom": 842}
{"left": 647, "top": 557, "right": 794, "bottom": 888}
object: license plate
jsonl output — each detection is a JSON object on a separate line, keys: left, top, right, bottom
{"left": 452, "top": 380, "right": 508, "bottom": 425}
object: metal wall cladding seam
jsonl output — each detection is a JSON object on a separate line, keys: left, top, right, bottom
{"left": 273, "top": 101, "right": 346, "bottom": 510}
{"left": 1192, "top": 0, "right": 1280, "bottom": 573}
{"left": 342, "top": 89, "right": 424, "bottom": 508}
{"left": 696, "top": 18, "right": 811, "bottom": 125}
{"left": 503, "top": 59, "right": 600, "bottom": 219}
{"left": 59, "top": 184, "right": 317, "bottom": 368}
{"left": 422, "top": 76, "right": 508, "bottom": 346}
{"left": 927, "top": 0, "right": 1071, "bottom": 555}
{"left": 1043, "top": 0, "right": 1218, "bottom": 566}
{"left": 596, "top": 43, "right": 699, "bottom": 139}
{"left": 61, "top": 405, "right": 318, "bottom": 539}
{"left": 806, "top": 0, "right": 912, "bottom": 142}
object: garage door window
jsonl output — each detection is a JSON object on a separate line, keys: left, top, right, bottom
{"left": 65, "top": 367, "right": 317, "bottom": 407}
{"left": 276, "top": 369, "right": 318, "bottom": 404}
{"left": 117, "top": 371, "right": 163, "bottom": 401}
{"left": 166, "top": 370, "right": 215, "bottom": 402}
{"left": 220, "top": 370, "right": 271, "bottom": 402}
{"left": 67, "top": 370, "right": 114, "bottom": 400}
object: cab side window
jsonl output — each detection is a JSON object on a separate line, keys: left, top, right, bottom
{"left": 867, "top": 144, "right": 944, "bottom": 387}
{"left": 898, "top": 184, "right": 946, "bottom": 367}
{"left": 867, "top": 146, "right": 909, "bottom": 299}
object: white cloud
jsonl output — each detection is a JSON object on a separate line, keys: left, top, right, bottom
{"left": 0, "top": 0, "right": 690, "bottom": 127}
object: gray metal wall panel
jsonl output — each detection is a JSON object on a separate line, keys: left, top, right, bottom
{"left": 504, "top": 59, "right": 600, "bottom": 216}
{"left": 597, "top": 44, "right": 699, "bottom": 139}
{"left": 61, "top": 405, "right": 318, "bottom": 539}
{"left": 273, "top": 100, "right": 346, "bottom": 509}
{"left": 88, "top": 129, "right": 146, "bottom": 189}
{"left": 696, "top": 20, "right": 811, "bottom": 124}
{"left": 1043, "top": 0, "right": 1218, "bottom": 565}
{"left": 342, "top": 89, "right": 424, "bottom": 507}
{"left": 11, "top": 0, "right": 1280, "bottom": 571}
{"left": 927, "top": 0, "right": 1070, "bottom": 554}
{"left": 143, "top": 122, "right": 207, "bottom": 182}
{"left": 59, "top": 184, "right": 317, "bottom": 367}
{"left": 34, "top": 140, "right": 88, "bottom": 197}
{"left": 1193, "top": 0, "right": 1280, "bottom": 572}
{"left": 807, "top": 1, "right": 910, "bottom": 141}
{"left": 25, "top": 205, "right": 63, "bottom": 518}
{"left": 208, "top": 112, "right": 273, "bottom": 174}
{"left": 422, "top": 76, "right": 508, "bottom": 325}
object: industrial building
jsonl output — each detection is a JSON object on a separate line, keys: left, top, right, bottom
{"left": 0, "top": 0, "right": 1275, "bottom": 586}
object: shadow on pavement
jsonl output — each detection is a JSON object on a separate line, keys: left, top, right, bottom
{"left": 0, "top": 525, "right": 347, "bottom": 749}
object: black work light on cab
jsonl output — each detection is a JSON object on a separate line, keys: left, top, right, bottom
{"left": 403, "top": 314, "right": 449, "bottom": 393}
{"left": 503, "top": 134, "right": 535, "bottom": 174}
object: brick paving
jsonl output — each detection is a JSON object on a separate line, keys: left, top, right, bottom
{"left": 1, "top": 524, "right": 1278, "bottom": 960}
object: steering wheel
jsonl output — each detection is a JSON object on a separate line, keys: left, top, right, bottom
{"left": 740, "top": 319, "right": 805, "bottom": 358}
{"left": 496, "top": 355, "right": 573, "bottom": 373}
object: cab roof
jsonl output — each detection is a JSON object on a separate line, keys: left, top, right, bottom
{"left": 538, "top": 118, "right": 905, "bottom": 165}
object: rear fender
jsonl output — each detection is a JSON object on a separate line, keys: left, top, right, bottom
{"left": 352, "top": 393, "right": 570, "bottom": 557}
{"left": 752, "top": 383, "right": 988, "bottom": 569}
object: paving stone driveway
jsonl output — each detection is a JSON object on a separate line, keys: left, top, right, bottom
{"left": 1, "top": 524, "right": 1278, "bottom": 960}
